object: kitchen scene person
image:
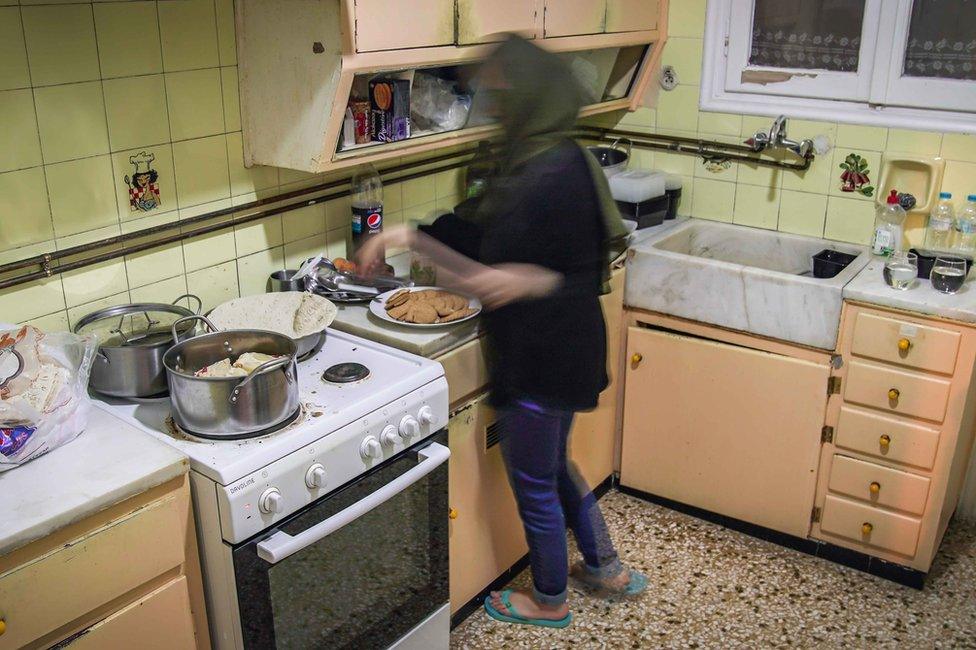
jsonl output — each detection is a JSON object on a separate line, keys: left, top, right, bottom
{"left": 357, "top": 34, "right": 646, "bottom": 629}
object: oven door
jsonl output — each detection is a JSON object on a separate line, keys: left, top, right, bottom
{"left": 233, "top": 433, "right": 449, "bottom": 649}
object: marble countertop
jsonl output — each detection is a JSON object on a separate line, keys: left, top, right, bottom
{"left": 0, "top": 408, "right": 188, "bottom": 556}
{"left": 845, "top": 258, "right": 976, "bottom": 325}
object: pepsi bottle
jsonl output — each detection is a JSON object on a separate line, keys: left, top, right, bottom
{"left": 351, "top": 164, "right": 384, "bottom": 259}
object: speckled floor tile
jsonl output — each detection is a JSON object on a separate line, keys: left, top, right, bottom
{"left": 450, "top": 490, "right": 976, "bottom": 649}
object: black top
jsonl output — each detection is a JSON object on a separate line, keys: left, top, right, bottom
{"left": 474, "top": 140, "right": 609, "bottom": 411}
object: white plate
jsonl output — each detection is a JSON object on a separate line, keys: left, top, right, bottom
{"left": 369, "top": 286, "right": 482, "bottom": 328}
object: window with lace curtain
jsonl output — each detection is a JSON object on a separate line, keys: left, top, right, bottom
{"left": 701, "top": 0, "right": 976, "bottom": 132}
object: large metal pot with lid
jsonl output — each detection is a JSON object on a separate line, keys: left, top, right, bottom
{"left": 73, "top": 295, "right": 201, "bottom": 398}
{"left": 163, "top": 315, "right": 299, "bottom": 438}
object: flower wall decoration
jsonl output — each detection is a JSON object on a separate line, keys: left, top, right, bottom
{"left": 839, "top": 153, "right": 874, "bottom": 197}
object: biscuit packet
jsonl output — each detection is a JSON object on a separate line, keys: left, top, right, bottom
{"left": 0, "top": 325, "right": 97, "bottom": 472}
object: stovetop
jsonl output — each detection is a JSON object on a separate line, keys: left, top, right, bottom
{"left": 92, "top": 328, "right": 444, "bottom": 485}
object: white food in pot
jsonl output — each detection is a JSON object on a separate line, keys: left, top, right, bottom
{"left": 209, "top": 292, "right": 337, "bottom": 339}
{"left": 194, "top": 352, "right": 279, "bottom": 378}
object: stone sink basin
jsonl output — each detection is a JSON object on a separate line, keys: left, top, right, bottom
{"left": 625, "top": 219, "right": 871, "bottom": 349}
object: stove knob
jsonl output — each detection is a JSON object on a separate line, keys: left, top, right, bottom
{"left": 417, "top": 405, "right": 436, "bottom": 427}
{"left": 259, "top": 488, "right": 283, "bottom": 514}
{"left": 360, "top": 436, "right": 383, "bottom": 460}
{"left": 399, "top": 415, "right": 420, "bottom": 439}
{"left": 381, "top": 425, "right": 400, "bottom": 446}
{"left": 305, "top": 463, "right": 327, "bottom": 489}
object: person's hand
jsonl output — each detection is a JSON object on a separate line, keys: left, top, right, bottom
{"left": 471, "top": 264, "right": 562, "bottom": 310}
{"left": 355, "top": 226, "right": 414, "bottom": 276}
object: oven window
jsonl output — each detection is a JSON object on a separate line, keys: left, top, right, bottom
{"left": 234, "top": 435, "right": 448, "bottom": 649}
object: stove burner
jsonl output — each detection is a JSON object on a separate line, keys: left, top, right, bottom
{"left": 177, "top": 407, "right": 303, "bottom": 441}
{"left": 322, "top": 362, "right": 370, "bottom": 384}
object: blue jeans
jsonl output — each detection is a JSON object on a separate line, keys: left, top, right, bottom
{"left": 498, "top": 399, "right": 622, "bottom": 606}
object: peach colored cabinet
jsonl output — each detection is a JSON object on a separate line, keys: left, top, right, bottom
{"left": 457, "top": 0, "right": 540, "bottom": 44}
{"left": 619, "top": 326, "right": 830, "bottom": 538}
{"left": 353, "top": 0, "right": 455, "bottom": 52}
{"left": 544, "top": 0, "right": 607, "bottom": 37}
{"left": 606, "top": 0, "right": 659, "bottom": 32}
{"left": 812, "top": 302, "right": 976, "bottom": 572}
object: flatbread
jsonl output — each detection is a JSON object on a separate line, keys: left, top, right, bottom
{"left": 210, "top": 292, "right": 337, "bottom": 338}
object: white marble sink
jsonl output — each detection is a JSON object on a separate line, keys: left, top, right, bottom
{"left": 625, "top": 219, "right": 870, "bottom": 349}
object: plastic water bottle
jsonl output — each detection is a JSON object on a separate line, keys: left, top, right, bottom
{"left": 954, "top": 194, "right": 976, "bottom": 254}
{"left": 872, "top": 190, "right": 906, "bottom": 256}
{"left": 925, "top": 192, "right": 955, "bottom": 251}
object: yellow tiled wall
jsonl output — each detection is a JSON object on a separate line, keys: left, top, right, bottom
{"left": 606, "top": 0, "right": 976, "bottom": 244}
{"left": 0, "top": 0, "right": 459, "bottom": 331}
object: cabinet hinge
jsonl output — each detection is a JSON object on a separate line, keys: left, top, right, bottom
{"left": 827, "top": 376, "right": 842, "bottom": 395}
{"left": 811, "top": 506, "right": 822, "bottom": 523}
{"left": 821, "top": 425, "right": 834, "bottom": 444}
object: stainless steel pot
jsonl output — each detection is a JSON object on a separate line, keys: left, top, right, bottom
{"left": 74, "top": 295, "right": 201, "bottom": 398}
{"left": 586, "top": 137, "right": 632, "bottom": 177}
{"left": 163, "top": 316, "right": 299, "bottom": 438}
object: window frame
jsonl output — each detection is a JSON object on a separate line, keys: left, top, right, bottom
{"left": 701, "top": 0, "right": 976, "bottom": 133}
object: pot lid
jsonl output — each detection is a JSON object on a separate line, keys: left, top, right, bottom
{"left": 74, "top": 297, "right": 199, "bottom": 348}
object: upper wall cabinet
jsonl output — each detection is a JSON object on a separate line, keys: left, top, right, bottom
{"left": 354, "top": 0, "right": 455, "bottom": 52}
{"left": 457, "top": 0, "right": 540, "bottom": 44}
{"left": 236, "top": 0, "right": 668, "bottom": 173}
{"left": 543, "top": 0, "right": 607, "bottom": 38}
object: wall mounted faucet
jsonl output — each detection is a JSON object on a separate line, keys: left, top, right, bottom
{"left": 745, "top": 115, "right": 818, "bottom": 160}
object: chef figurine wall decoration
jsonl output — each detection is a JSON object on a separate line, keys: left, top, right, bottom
{"left": 125, "top": 151, "right": 162, "bottom": 213}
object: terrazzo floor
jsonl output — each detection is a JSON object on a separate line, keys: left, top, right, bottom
{"left": 450, "top": 490, "right": 976, "bottom": 649}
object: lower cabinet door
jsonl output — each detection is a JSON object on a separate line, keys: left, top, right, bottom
{"left": 448, "top": 396, "right": 527, "bottom": 613}
{"left": 620, "top": 327, "right": 830, "bottom": 538}
{"left": 66, "top": 577, "right": 195, "bottom": 650}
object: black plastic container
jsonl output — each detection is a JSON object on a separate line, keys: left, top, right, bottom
{"left": 664, "top": 188, "right": 681, "bottom": 220}
{"left": 812, "top": 249, "right": 859, "bottom": 278}
{"left": 911, "top": 248, "right": 974, "bottom": 279}
{"left": 616, "top": 194, "right": 669, "bottom": 229}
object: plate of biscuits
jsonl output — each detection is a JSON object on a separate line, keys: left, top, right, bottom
{"left": 370, "top": 287, "right": 481, "bottom": 328}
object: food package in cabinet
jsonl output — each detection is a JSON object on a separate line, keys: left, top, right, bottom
{"left": 370, "top": 78, "right": 411, "bottom": 143}
{"left": 0, "top": 325, "right": 97, "bottom": 472}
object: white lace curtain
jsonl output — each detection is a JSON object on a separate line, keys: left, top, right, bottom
{"left": 748, "top": 0, "right": 865, "bottom": 72}
{"left": 904, "top": 0, "right": 976, "bottom": 80}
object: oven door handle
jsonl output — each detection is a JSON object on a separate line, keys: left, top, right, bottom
{"left": 256, "top": 442, "right": 451, "bottom": 564}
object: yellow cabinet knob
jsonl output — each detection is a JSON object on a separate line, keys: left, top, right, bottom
{"left": 888, "top": 388, "right": 900, "bottom": 401}
{"left": 869, "top": 481, "right": 881, "bottom": 495}
{"left": 879, "top": 434, "right": 891, "bottom": 448}
{"left": 898, "top": 338, "right": 912, "bottom": 352}
{"left": 862, "top": 522, "right": 874, "bottom": 535}
{"left": 0, "top": 619, "right": 5, "bottom": 636}
{"left": 448, "top": 507, "right": 458, "bottom": 520}
{"left": 631, "top": 353, "right": 643, "bottom": 366}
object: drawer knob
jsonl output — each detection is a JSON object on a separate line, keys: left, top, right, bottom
{"left": 879, "top": 434, "right": 891, "bottom": 448}
{"left": 898, "top": 338, "right": 912, "bottom": 352}
{"left": 0, "top": 618, "right": 5, "bottom": 637}
{"left": 869, "top": 481, "right": 881, "bottom": 495}
{"left": 888, "top": 388, "right": 900, "bottom": 401}
{"left": 448, "top": 507, "right": 458, "bottom": 520}
{"left": 631, "top": 353, "right": 643, "bottom": 366}
{"left": 862, "top": 522, "right": 874, "bottom": 535}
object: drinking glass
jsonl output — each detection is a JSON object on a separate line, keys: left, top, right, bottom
{"left": 931, "top": 256, "right": 968, "bottom": 294}
{"left": 883, "top": 251, "right": 918, "bottom": 291}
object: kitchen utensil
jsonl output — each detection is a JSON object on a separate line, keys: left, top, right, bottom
{"left": 812, "top": 249, "right": 859, "bottom": 279}
{"left": 268, "top": 270, "right": 304, "bottom": 292}
{"left": 74, "top": 294, "right": 201, "bottom": 398}
{"left": 164, "top": 315, "right": 299, "bottom": 438}
{"left": 883, "top": 251, "right": 918, "bottom": 290}
{"left": 931, "top": 256, "right": 968, "bottom": 294}
{"left": 303, "top": 257, "right": 411, "bottom": 296}
{"left": 586, "top": 137, "right": 632, "bottom": 177}
{"left": 910, "top": 248, "right": 974, "bottom": 279}
{"left": 370, "top": 287, "right": 481, "bottom": 329}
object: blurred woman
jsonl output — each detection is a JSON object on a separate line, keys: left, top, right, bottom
{"left": 358, "top": 34, "right": 645, "bottom": 628}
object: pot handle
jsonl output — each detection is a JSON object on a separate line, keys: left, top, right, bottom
{"left": 610, "top": 136, "right": 633, "bottom": 162}
{"left": 172, "top": 293, "right": 203, "bottom": 315}
{"left": 171, "top": 314, "right": 218, "bottom": 343}
{"left": 229, "top": 356, "right": 294, "bottom": 404}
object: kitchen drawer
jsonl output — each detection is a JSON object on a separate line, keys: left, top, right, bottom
{"left": 844, "top": 360, "right": 951, "bottom": 423}
{"left": 438, "top": 337, "right": 488, "bottom": 406}
{"left": 820, "top": 494, "right": 921, "bottom": 557}
{"left": 851, "top": 311, "right": 959, "bottom": 375}
{"left": 835, "top": 405, "right": 940, "bottom": 470}
{"left": 354, "top": 0, "right": 454, "bottom": 52}
{"left": 828, "top": 455, "right": 931, "bottom": 515}
{"left": 66, "top": 577, "right": 195, "bottom": 650}
{"left": 0, "top": 494, "right": 185, "bottom": 650}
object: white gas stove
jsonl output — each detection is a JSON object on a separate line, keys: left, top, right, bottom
{"left": 93, "top": 328, "right": 451, "bottom": 650}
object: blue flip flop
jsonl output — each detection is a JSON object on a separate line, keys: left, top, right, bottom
{"left": 570, "top": 564, "right": 649, "bottom": 597}
{"left": 483, "top": 590, "right": 573, "bottom": 629}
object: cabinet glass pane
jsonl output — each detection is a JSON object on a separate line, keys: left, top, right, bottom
{"left": 904, "top": 0, "right": 976, "bottom": 81}
{"left": 748, "top": 0, "right": 865, "bottom": 72}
